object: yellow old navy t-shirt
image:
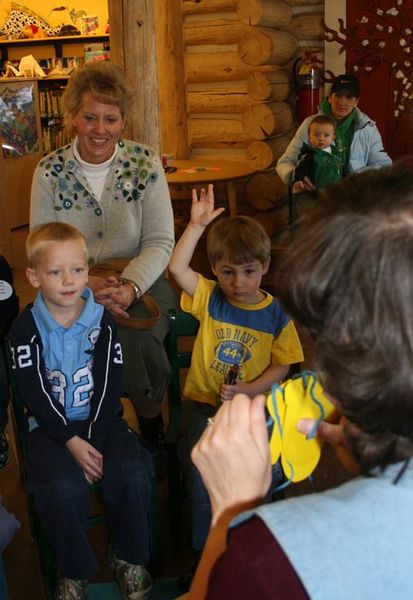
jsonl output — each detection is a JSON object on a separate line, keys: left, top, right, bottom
{"left": 181, "top": 274, "right": 304, "bottom": 406}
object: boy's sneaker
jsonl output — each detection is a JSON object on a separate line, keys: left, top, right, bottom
{"left": 110, "top": 551, "right": 152, "bottom": 600}
{"left": 54, "top": 578, "right": 88, "bottom": 600}
{"left": 0, "top": 432, "right": 10, "bottom": 469}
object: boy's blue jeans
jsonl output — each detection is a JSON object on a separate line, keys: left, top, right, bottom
{"left": 26, "top": 419, "right": 152, "bottom": 579}
{"left": 178, "top": 401, "right": 283, "bottom": 552}
{"left": 0, "top": 346, "right": 9, "bottom": 433}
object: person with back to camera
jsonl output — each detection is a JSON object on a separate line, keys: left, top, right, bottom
{"left": 277, "top": 73, "right": 392, "bottom": 193}
{"left": 187, "top": 164, "right": 413, "bottom": 600}
{"left": 0, "top": 255, "right": 19, "bottom": 469}
{"left": 7, "top": 222, "right": 153, "bottom": 600}
{"left": 30, "top": 61, "right": 177, "bottom": 466}
{"left": 291, "top": 115, "right": 343, "bottom": 194}
{"left": 168, "top": 184, "right": 304, "bottom": 591}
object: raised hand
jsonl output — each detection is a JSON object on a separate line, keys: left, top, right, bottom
{"left": 190, "top": 184, "right": 225, "bottom": 228}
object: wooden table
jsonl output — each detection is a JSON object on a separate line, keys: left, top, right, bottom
{"left": 166, "top": 158, "right": 254, "bottom": 216}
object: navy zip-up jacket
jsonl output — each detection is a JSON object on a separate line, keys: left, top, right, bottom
{"left": 7, "top": 305, "right": 124, "bottom": 447}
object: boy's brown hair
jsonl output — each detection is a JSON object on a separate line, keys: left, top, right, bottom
{"left": 26, "top": 222, "right": 87, "bottom": 267}
{"left": 206, "top": 216, "right": 271, "bottom": 267}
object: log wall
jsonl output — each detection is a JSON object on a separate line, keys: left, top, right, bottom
{"left": 109, "top": 1, "right": 325, "bottom": 227}
{"left": 187, "top": 2, "right": 326, "bottom": 225}
{"left": 180, "top": 0, "right": 325, "bottom": 221}
{"left": 182, "top": 0, "right": 324, "bottom": 162}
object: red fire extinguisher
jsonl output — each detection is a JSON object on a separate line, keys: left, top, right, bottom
{"left": 294, "top": 53, "right": 321, "bottom": 122}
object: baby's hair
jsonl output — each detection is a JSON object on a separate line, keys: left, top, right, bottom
{"left": 308, "top": 115, "right": 336, "bottom": 132}
{"left": 207, "top": 216, "right": 271, "bottom": 267}
{"left": 26, "top": 222, "right": 87, "bottom": 267}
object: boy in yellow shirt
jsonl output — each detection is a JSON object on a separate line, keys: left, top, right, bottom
{"left": 168, "top": 184, "right": 303, "bottom": 588}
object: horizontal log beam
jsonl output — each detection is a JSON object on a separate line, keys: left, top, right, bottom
{"left": 188, "top": 88, "right": 257, "bottom": 113}
{"left": 246, "top": 70, "right": 292, "bottom": 101}
{"left": 184, "top": 18, "right": 249, "bottom": 45}
{"left": 186, "top": 51, "right": 276, "bottom": 82}
{"left": 242, "top": 101, "right": 294, "bottom": 140}
{"left": 286, "top": 13, "right": 324, "bottom": 40}
{"left": 246, "top": 136, "right": 291, "bottom": 171}
{"left": 238, "top": 28, "right": 299, "bottom": 66}
{"left": 245, "top": 170, "right": 288, "bottom": 208}
{"left": 190, "top": 118, "right": 249, "bottom": 148}
{"left": 285, "top": 0, "right": 324, "bottom": 6}
{"left": 183, "top": 0, "right": 238, "bottom": 15}
{"left": 237, "top": 0, "right": 292, "bottom": 28}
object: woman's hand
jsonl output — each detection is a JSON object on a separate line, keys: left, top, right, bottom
{"left": 190, "top": 184, "right": 225, "bottom": 229}
{"left": 107, "top": 282, "right": 136, "bottom": 314}
{"left": 88, "top": 275, "right": 131, "bottom": 318}
{"left": 192, "top": 393, "right": 272, "bottom": 525}
{"left": 65, "top": 436, "right": 103, "bottom": 483}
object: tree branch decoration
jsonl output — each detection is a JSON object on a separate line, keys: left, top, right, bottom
{"left": 322, "top": 0, "right": 412, "bottom": 118}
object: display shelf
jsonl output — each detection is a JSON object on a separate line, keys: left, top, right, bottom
{"left": 0, "top": 77, "right": 43, "bottom": 230}
{"left": 0, "top": 34, "right": 109, "bottom": 64}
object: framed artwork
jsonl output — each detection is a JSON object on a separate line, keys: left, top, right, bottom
{"left": 0, "top": 79, "right": 42, "bottom": 157}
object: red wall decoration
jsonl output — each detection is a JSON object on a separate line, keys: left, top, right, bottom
{"left": 324, "top": 0, "right": 413, "bottom": 160}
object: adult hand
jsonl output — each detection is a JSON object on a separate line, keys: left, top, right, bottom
{"left": 107, "top": 282, "right": 136, "bottom": 315}
{"left": 88, "top": 275, "right": 130, "bottom": 318}
{"left": 66, "top": 436, "right": 103, "bottom": 483}
{"left": 87, "top": 274, "right": 121, "bottom": 295}
{"left": 190, "top": 184, "right": 225, "bottom": 229}
{"left": 192, "top": 393, "right": 272, "bottom": 525}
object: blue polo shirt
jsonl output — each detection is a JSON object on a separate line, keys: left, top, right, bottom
{"left": 31, "top": 288, "right": 104, "bottom": 421}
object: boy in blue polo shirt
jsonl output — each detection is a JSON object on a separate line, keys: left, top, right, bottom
{"left": 8, "top": 223, "right": 152, "bottom": 600}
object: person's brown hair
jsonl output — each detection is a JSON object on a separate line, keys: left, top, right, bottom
{"left": 206, "top": 216, "right": 271, "bottom": 267}
{"left": 275, "top": 164, "right": 413, "bottom": 473}
{"left": 26, "top": 222, "right": 87, "bottom": 267}
{"left": 62, "top": 61, "right": 134, "bottom": 133}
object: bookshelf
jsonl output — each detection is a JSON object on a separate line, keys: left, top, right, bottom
{"left": 0, "top": 77, "right": 43, "bottom": 245}
{"left": 0, "top": 35, "right": 110, "bottom": 241}
{"left": 0, "top": 34, "right": 110, "bottom": 66}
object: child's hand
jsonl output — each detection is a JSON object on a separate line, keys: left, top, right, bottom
{"left": 66, "top": 436, "right": 103, "bottom": 483}
{"left": 220, "top": 381, "right": 250, "bottom": 402}
{"left": 190, "top": 184, "right": 225, "bottom": 228}
{"left": 292, "top": 177, "right": 316, "bottom": 194}
{"left": 292, "top": 181, "right": 305, "bottom": 194}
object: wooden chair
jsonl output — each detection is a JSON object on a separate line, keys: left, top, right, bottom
{"left": 164, "top": 309, "right": 199, "bottom": 548}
